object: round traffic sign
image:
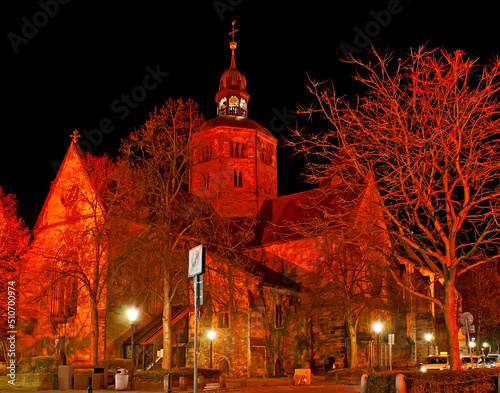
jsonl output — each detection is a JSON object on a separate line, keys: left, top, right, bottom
{"left": 460, "top": 312, "right": 474, "bottom": 326}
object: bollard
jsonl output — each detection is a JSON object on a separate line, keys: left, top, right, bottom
{"left": 219, "top": 374, "right": 226, "bottom": 388}
{"left": 288, "top": 374, "right": 294, "bottom": 386}
{"left": 240, "top": 376, "right": 247, "bottom": 387}
{"left": 179, "top": 376, "right": 187, "bottom": 391}
{"left": 360, "top": 374, "right": 369, "bottom": 393}
{"left": 395, "top": 374, "right": 406, "bottom": 393}
{"left": 87, "top": 385, "right": 93, "bottom": 393}
{"left": 163, "top": 373, "right": 171, "bottom": 393}
{"left": 197, "top": 375, "right": 206, "bottom": 389}
{"left": 263, "top": 374, "right": 268, "bottom": 386}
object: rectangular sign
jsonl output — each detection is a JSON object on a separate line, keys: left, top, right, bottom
{"left": 188, "top": 244, "right": 205, "bottom": 277}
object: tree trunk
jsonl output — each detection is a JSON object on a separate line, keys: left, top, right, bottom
{"left": 347, "top": 319, "right": 357, "bottom": 368}
{"left": 443, "top": 279, "right": 460, "bottom": 370}
{"left": 162, "top": 276, "right": 172, "bottom": 369}
{"left": 89, "top": 296, "right": 99, "bottom": 364}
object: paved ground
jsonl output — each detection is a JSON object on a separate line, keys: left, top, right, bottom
{"left": 2, "top": 376, "right": 360, "bottom": 393}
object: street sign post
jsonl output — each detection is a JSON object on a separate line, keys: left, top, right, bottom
{"left": 460, "top": 312, "right": 475, "bottom": 368}
{"left": 189, "top": 244, "right": 205, "bottom": 393}
{"left": 388, "top": 334, "right": 394, "bottom": 371}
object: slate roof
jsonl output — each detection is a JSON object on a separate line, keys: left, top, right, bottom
{"left": 200, "top": 115, "right": 275, "bottom": 138}
{"left": 251, "top": 186, "right": 355, "bottom": 246}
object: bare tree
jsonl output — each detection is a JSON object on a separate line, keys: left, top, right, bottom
{"left": 120, "top": 98, "right": 254, "bottom": 369}
{"left": 291, "top": 47, "right": 500, "bottom": 370}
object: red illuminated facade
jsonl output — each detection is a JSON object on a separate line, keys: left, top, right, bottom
{"left": 18, "top": 26, "right": 444, "bottom": 377}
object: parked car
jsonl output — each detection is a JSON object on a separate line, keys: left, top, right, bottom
{"left": 484, "top": 353, "right": 500, "bottom": 368}
{"left": 461, "top": 354, "right": 484, "bottom": 369}
{"left": 420, "top": 355, "right": 450, "bottom": 372}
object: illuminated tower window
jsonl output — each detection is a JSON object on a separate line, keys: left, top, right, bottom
{"left": 219, "top": 97, "right": 227, "bottom": 116}
{"left": 240, "top": 99, "right": 247, "bottom": 116}
{"left": 229, "top": 96, "right": 239, "bottom": 115}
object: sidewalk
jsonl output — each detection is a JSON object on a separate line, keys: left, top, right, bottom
{"left": 3, "top": 376, "right": 360, "bottom": 393}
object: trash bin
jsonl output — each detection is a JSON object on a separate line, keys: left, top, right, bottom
{"left": 115, "top": 369, "right": 129, "bottom": 391}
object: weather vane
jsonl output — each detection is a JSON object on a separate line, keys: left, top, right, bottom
{"left": 229, "top": 20, "right": 238, "bottom": 50}
{"left": 70, "top": 129, "right": 81, "bottom": 144}
{"left": 229, "top": 20, "right": 238, "bottom": 41}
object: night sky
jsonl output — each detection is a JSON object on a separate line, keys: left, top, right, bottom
{"left": 4, "top": 0, "right": 499, "bottom": 228}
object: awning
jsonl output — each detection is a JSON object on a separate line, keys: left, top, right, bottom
{"left": 140, "top": 305, "right": 189, "bottom": 346}
{"left": 122, "top": 305, "right": 189, "bottom": 347}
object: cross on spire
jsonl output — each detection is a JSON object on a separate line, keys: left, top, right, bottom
{"left": 229, "top": 20, "right": 238, "bottom": 50}
{"left": 229, "top": 20, "right": 238, "bottom": 42}
{"left": 70, "top": 129, "right": 81, "bottom": 144}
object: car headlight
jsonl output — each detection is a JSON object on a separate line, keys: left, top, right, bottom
{"left": 420, "top": 367, "right": 426, "bottom": 372}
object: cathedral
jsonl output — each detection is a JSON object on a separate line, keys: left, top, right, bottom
{"left": 19, "top": 25, "right": 440, "bottom": 377}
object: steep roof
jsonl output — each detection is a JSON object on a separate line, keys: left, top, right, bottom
{"left": 34, "top": 141, "right": 102, "bottom": 232}
{"left": 200, "top": 115, "right": 275, "bottom": 138}
{"left": 251, "top": 186, "right": 355, "bottom": 246}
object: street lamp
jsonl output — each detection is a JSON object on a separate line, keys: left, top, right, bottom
{"left": 483, "top": 342, "right": 489, "bottom": 356}
{"left": 374, "top": 322, "right": 382, "bottom": 370}
{"left": 127, "top": 308, "right": 138, "bottom": 390}
{"left": 425, "top": 333, "right": 432, "bottom": 356}
{"left": 208, "top": 330, "right": 216, "bottom": 368}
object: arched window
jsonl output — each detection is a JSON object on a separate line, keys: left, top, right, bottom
{"left": 240, "top": 99, "right": 247, "bottom": 116}
{"left": 219, "top": 97, "right": 227, "bottom": 116}
{"left": 229, "top": 96, "right": 239, "bottom": 115}
{"left": 233, "top": 170, "right": 243, "bottom": 187}
{"left": 230, "top": 141, "right": 245, "bottom": 157}
{"left": 200, "top": 145, "right": 212, "bottom": 162}
{"left": 202, "top": 174, "right": 209, "bottom": 190}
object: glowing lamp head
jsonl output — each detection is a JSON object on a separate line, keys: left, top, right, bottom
{"left": 127, "top": 308, "right": 138, "bottom": 323}
{"left": 425, "top": 333, "right": 432, "bottom": 342}
{"left": 374, "top": 322, "right": 382, "bottom": 333}
{"left": 208, "top": 330, "right": 216, "bottom": 340}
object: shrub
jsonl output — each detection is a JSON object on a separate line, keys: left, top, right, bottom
{"left": 16, "top": 356, "right": 59, "bottom": 374}
{"left": 104, "top": 359, "right": 132, "bottom": 372}
{"left": 364, "top": 369, "right": 499, "bottom": 393}
{"left": 134, "top": 368, "right": 221, "bottom": 383}
{"left": 326, "top": 368, "right": 369, "bottom": 381}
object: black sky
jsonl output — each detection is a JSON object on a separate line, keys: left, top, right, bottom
{"left": 3, "top": 0, "right": 500, "bottom": 228}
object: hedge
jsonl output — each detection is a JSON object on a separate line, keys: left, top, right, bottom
{"left": 134, "top": 368, "right": 222, "bottom": 383}
{"left": 364, "top": 369, "right": 500, "bottom": 393}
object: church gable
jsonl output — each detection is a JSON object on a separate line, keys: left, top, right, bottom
{"left": 35, "top": 140, "right": 103, "bottom": 231}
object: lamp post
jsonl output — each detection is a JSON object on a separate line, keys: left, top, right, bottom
{"left": 373, "top": 322, "right": 382, "bottom": 370}
{"left": 425, "top": 333, "right": 432, "bottom": 356}
{"left": 127, "top": 308, "right": 138, "bottom": 390}
{"left": 208, "top": 330, "right": 216, "bottom": 368}
{"left": 483, "top": 342, "right": 489, "bottom": 357}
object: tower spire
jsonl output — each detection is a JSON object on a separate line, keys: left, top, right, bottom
{"left": 229, "top": 20, "right": 238, "bottom": 68}
{"left": 215, "top": 21, "right": 249, "bottom": 117}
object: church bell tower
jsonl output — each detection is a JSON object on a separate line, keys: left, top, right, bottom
{"left": 190, "top": 22, "right": 277, "bottom": 217}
